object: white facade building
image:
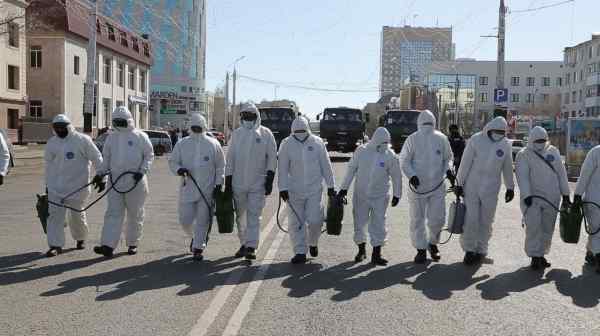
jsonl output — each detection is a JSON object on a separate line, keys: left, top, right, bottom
{"left": 562, "top": 33, "right": 600, "bottom": 118}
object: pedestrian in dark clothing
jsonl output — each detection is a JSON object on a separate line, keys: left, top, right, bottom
{"left": 448, "top": 124, "right": 466, "bottom": 172}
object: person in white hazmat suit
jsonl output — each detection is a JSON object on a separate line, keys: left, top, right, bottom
{"left": 400, "top": 110, "right": 454, "bottom": 264}
{"left": 44, "top": 114, "right": 103, "bottom": 257}
{"left": 169, "top": 114, "right": 225, "bottom": 261}
{"left": 225, "top": 103, "right": 278, "bottom": 260}
{"left": 574, "top": 145, "right": 600, "bottom": 273}
{"left": 455, "top": 117, "right": 515, "bottom": 265}
{"left": 0, "top": 130, "right": 9, "bottom": 186}
{"left": 278, "top": 117, "right": 336, "bottom": 264}
{"left": 93, "top": 106, "right": 154, "bottom": 258}
{"left": 339, "top": 127, "right": 402, "bottom": 266}
{"left": 515, "top": 126, "right": 570, "bottom": 270}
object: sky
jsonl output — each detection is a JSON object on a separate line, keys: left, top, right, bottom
{"left": 205, "top": 0, "right": 600, "bottom": 119}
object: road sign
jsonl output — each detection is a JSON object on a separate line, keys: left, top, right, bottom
{"left": 494, "top": 88, "right": 508, "bottom": 104}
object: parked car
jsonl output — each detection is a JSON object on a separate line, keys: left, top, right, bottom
{"left": 510, "top": 139, "right": 525, "bottom": 159}
{"left": 207, "top": 130, "right": 226, "bottom": 146}
{"left": 94, "top": 128, "right": 173, "bottom": 156}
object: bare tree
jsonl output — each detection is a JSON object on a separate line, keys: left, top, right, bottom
{"left": 0, "top": 2, "right": 26, "bottom": 35}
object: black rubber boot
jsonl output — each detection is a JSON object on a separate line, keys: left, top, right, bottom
{"left": 429, "top": 244, "right": 441, "bottom": 261}
{"left": 585, "top": 250, "right": 595, "bottom": 265}
{"left": 46, "top": 246, "right": 62, "bottom": 258}
{"left": 371, "top": 246, "right": 388, "bottom": 266}
{"left": 128, "top": 246, "right": 138, "bottom": 255}
{"left": 354, "top": 243, "right": 366, "bottom": 263}
{"left": 596, "top": 254, "right": 600, "bottom": 274}
{"left": 309, "top": 246, "right": 319, "bottom": 258}
{"left": 463, "top": 251, "right": 477, "bottom": 265}
{"left": 193, "top": 249, "right": 204, "bottom": 262}
{"left": 541, "top": 257, "right": 551, "bottom": 268}
{"left": 291, "top": 254, "right": 307, "bottom": 264}
{"left": 234, "top": 245, "right": 246, "bottom": 258}
{"left": 245, "top": 247, "right": 256, "bottom": 260}
{"left": 93, "top": 245, "right": 114, "bottom": 258}
{"left": 189, "top": 239, "right": 194, "bottom": 253}
{"left": 474, "top": 253, "right": 485, "bottom": 263}
{"left": 530, "top": 257, "right": 542, "bottom": 270}
{"left": 76, "top": 241, "right": 85, "bottom": 250}
{"left": 414, "top": 249, "right": 427, "bottom": 264}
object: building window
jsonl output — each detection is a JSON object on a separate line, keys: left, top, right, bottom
{"left": 116, "top": 100, "right": 124, "bottom": 107}
{"left": 511, "top": 77, "right": 520, "bottom": 86}
{"left": 526, "top": 93, "right": 533, "bottom": 103}
{"left": 511, "top": 93, "right": 520, "bottom": 102}
{"left": 580, "top": 89, "right": 583, "bottom": 102}
{"left": 102, "top": 98, "right": 112, "bottom": 127}
{"left": 107, "top": 24, "right": 116, "bottom": 41}
{"left": 120, "top": 31, "right": 128, "bottom": 47}
{"left": 7, "top": 65, "right": 19, "bottom": 90}
{"left": 30, "top": 46, "right": 42, "bottom": 68}
{"left": 118, "top": 63, "right": 124, "bottom": 87}
{"left": 8, "top": 22, "right": 19, "bottom": 48}
{"left": 29, "top": 101, "right": 42, "bottom": 118}
{"left": 181, "top": 86, "right": 187, "bottom": 92}
{"left": 143, "top": 43, "right": 150, "bottom": 57}
{"left": 96, "top": 20, "right": 101, "bottom": 33}
{"left": 132, "top": 37, "right": 139, "bottom": 53}
{"left": 542, "top": 77, "right": 551, "bottom": 87}
{"left": 139, "top": 70, "right": 146, "bottom": 93}
{"left": 526, "top": 77, "right": 535, "bottom": 87}
{"left": 564, "top": 93, "right": 570, "bottom": 104}
{"left": 572, "top": 91, "right": 577, "bottom": 103}
{"left": 480, "top": 92, "right": 488, "bottom": 103}
{"left": 103, "top": 58, "right": 111, "bottom": 84}
{"left": 74, "top": 56, "right": 80, "bottom": 75}
{"left": 566, "top": 73, "right": 571, "bottom": 85}
{"left": 557, "top": 77, "right": 563, "bottom": 87}
{"left": 128, "top": 66, "right": 136, "bottom": 90}
{"left": 479, "top": 76, "right": 488, "bottom": 86}
{"left": 542, "top": 94, "right": 549, "bottom": 104}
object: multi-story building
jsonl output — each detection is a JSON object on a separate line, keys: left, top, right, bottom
{"left": 380, "top": 25, "right": 454, "bottom": 97}
{"left": 427, "top": 60, "right": 563, "bottom": 132}
{"left": 562, "top": 33, "right": 600, "bottom": 119}
{"left": 25, "top": 0, "right": 152, "bottom": 142}
{"left": 101, "top": 0, "right": 207, "bottom": 128}
{"left": 0, "top": 0, "right": 28, "bottom": 142}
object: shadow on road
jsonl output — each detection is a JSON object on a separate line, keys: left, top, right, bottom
{"left": 546, "top": 267, "right": 600, "bottom": 308}
{"left": 412, "top": 262, "right": 489, "bottom": 300}
{"left": 0, "top": 252, "right": 45, "bottom": 273}
{"left": 476, "top": 267, "right": 551, "bottom": 300}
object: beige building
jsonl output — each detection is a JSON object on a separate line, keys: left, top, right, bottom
{"left": 0, "top": 0, "right": 28, "bottom": 143}
{"left": 24, "top": 0, "right": 152, "bottom": 142}
{"left": 562, "top": 33, "right": 600, "bottom": 118}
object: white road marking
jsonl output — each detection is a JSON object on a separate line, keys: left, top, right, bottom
{"left": 187, "top": 204, "right": 286, "bottom": 336}
{"left": 222, "top": 227, "right": 286, "bottom": 336}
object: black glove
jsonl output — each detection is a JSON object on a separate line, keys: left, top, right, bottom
{"left": 524, "top": 196, "right": 533, "bottom": 207}
{"left": 338, "top": 189, "right": 348, "bottom": 199}
{"left": 0, "top": 175, "right": 4, "bottom": 186}
{"left": 505, "top": 189, "right": 515, "bottom": 203}
{"left": 133, "top": 172, "right": 144, "bottom": 182}
{"left": 574, "top": 195, "right": 583, "bottom": 208}
{"left": 409, "top": 176, "right": 420, "bottom": 189}
{"left": 224, "top": 175, "right": 233, "bottom": 196}
{"left": 92, "top": 175, "right": 105, "bottom": 193}
{"left": 280, "top": 190, "right": 289, "bottom": 202}
{"left": 177, "top": 168, "right": 189, "bottom": 176}
{"left": 264, "top": 170, "right": 275, "bottom": 196}
{"left": 327, "top": 188, "right": 336, "bottom": 198}
{"left": 391, "top": 196, "right": 400, "bottom": 207}
{"left": 454, "top": 186, "right": 464, "bottom": 197}
{"left": 446, "top": 170, "right": 456, "bottom": 186}
{"left": 213, "top": 185, "right": 222, "bottom": 198}
{"left": 562, "top": 195, "right": 571, "bottom": 206}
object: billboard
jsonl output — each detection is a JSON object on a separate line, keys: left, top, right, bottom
{"left": 567, "top": 118, "right": 600, "bottom": 169}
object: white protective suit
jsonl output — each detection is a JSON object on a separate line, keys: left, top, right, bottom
{"left": 97, "top": 107, "right": 154, "bottom": 249}
{"left": 169, "top": 114, "right": 225, "bottom": 250}
{"left": 400, "top": 110, "right": 453, "bottom": 250}
{"left": 515, "top": 126, "right": 569, "bottom": 257}
{"left": 575, "top": 145, "right": 600, "bottom": 254}
{"left": 278, "top": 117, "right": 335, "bottom": 254}
{"left": 44, "top": 114, "right": 103, "bottom": 247}
{"left": 457, "top": 117, "right": 515, "bottom": 255}
{"left": 341, "top": 127, "right": 403, "bottom": 247}
{"left": 0, "top": 130, "right": 9, "bottom": 178}
{"left": 226, "top": 104, "right": 278, "bottom": 249}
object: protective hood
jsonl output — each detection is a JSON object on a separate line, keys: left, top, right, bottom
{"left": 112, "top": 106, "right": 134, "bottom": 131}
{"left": 52, "top": 114, "right": 71, "bottom": 125}
{"left": 190, "top": 113, "right": 208, "bottom": 131}
{"left": 368, "top": 127, "right": 391, "bottom": 150}
{"left": 527, "top": 126, "right": 548, "bottom": 149}
{"left": 417, "top": 110, "right": 436, "bottom": 130}
{"left": 291, "top": 116, "right": 311, "bottom": 134}
{"left": 484, "top": 116, "right": 508, "bottom": 133}
{"left": 240, "top": 103, "right": 261, "bottom": 130}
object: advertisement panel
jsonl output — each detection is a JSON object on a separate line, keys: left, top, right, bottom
{"left": 567, "top": 118, "right": 600, "bottom": 171}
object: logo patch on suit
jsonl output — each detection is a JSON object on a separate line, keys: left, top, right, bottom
{"left": 546, "top": 154, "right": 555, "bottom": 162}
{"left": 204, "top": 156, "right": 210, "bottom": 162}
{"left": 65, "top": 152, "right": 75, "bottom": 160}
{"left": 436, "top": 149, "right": 442, "bottom": 155}
{"left": 128, "top": 140, "right": 134, "bottom": 146}
{"left": 256, "top": 138, "right": 261, "bottom": 144}
{"left": 379, "top": 162, "right": 385, "bottom": 168}
{"left": 308, "top": 146, "right": 314, "bottom": 151}
{"left": 496, "top": 149, "right": 504, "bottom": 157}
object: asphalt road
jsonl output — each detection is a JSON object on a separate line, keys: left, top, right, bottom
{"left": 1, "top": 153, "right": 599, "bottom": 336}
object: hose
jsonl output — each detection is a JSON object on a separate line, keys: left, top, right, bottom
{"left": 276, "top": 193, "right": 328, "bottom": 234}
{"left": 525, "top": 195, "right": 600, "bottom": 236}
{"left": 183, "top": 173, "right": 215, "bottom": 245}
{"left": 47, "top": 171, "right": 141, "bottom": 213}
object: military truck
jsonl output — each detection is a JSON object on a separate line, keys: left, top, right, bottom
{"left": 317, "top": 107, "right": 368, "bottom": 153}
{"left": 257, "top": 101, "right": 299, "bottom": 147}
{"left": 379, "top": 109, "right": 421, "bottom": 153}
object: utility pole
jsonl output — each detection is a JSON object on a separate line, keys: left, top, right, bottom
{"left": 497, "top": 0, "right": 506, "bottom": 90}
{"left": 84, "top": 0, "right": 98, "bottom": 133}
{"left": 232, "top": 68, "right": 237, "bottom": 130}
{"left": 454, "top": 74, "right": 460, "bottom": 126}
{"left": 224, "top": 71, "right": 230, "bottom": 137}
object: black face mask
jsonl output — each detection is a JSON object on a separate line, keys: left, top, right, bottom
{"left": 113, "top": 119, "right": 128, "bottom": 128}
{"left": 53, "top": 124, "right": 69, "bottom": 138}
